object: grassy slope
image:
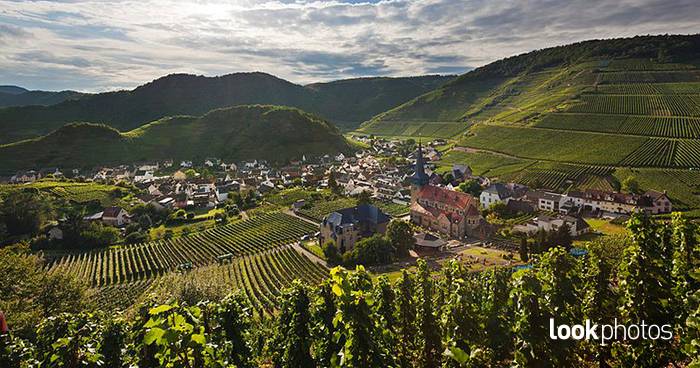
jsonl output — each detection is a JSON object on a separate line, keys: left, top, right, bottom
{"left": 0, "top": 105, "right": 352, "bottom": 173}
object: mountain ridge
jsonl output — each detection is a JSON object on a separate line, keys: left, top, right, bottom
{"left": 0, "top": 72, "right": 453, "bottom": 144}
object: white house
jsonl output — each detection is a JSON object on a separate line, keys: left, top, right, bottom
{"left": 480, "top": 183, "right": 512, "bottom": 209}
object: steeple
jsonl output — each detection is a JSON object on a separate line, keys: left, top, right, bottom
{"left": 411, "top": 139, "right": 429, "bottom": 187}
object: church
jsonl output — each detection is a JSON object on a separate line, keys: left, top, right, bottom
{"left": 409, "top": 141, "right": 485, "bottom": 239}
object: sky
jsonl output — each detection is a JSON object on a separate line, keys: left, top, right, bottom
{"left": 0, "top": 0, "right": 699, "bottom": 92}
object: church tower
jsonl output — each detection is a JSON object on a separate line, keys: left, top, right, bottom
{"left": 410, "top": 140, "right": 429, "bottom": 203}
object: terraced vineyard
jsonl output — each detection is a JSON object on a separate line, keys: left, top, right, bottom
{"left": 358, "top": 120, "right": 469, "bottom": 138}
{"left": 536, "top": 113, "right": 700, "bottom": 138}
{"left": 498, "top": 163, "right": 614, "bottom": 191}
{"left": 596, "top": 70, "right": 700, "bottom": 84}
{"left": 148, "top": 246, "right": 328, "bottom": 311}
{"left": 47, "top": 212, "right": 317, "bottom": 286}
{"left": 568, "top": 95, "right": 700, "bottom": 116}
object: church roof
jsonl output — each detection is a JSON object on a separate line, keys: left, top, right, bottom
{"left": 416, "top": 185, "right": 479, "bottom": 213}
{"left": 411, "top": 141, "right": 429, "bottom": 186}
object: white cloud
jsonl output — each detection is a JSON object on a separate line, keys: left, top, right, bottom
{"left": 0, "top": 0, "right": 698, "bottom": 91}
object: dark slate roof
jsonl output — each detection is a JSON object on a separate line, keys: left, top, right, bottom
{"left": 411, "top": 141, "right": 429, "bottom": 186}
{"left": 324, "top": 204, "right": 390, "bottom": 228}
{"left": 484, "top": 183, "right": 511, "bottom": 198}
{"left": 414, "top": 233, "right": 447, "bottom": 248}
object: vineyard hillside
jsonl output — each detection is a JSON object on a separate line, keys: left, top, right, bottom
{"left": 359, "top": 34, "right": 700, "bottom": 211}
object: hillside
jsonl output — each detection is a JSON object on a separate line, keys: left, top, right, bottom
{"left": 358, "top": 34, "right": 700, "bottom": 211}
{"left": 0, "top": 73, "right": 452, "bottom": 144}
{"left": 0, "top": 105, "right": 352, "bottom": 172}
{"left": 0, "top": 89, "right": 86, "bottom": 108}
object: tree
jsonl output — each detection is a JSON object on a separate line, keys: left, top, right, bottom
{"left": 416, "top": 259, "right": 442, "bottom": 367}
{"left": 456, "top": 180, "right": 482, "bottom": 197}
{"left": 0, "top": 191, "right": 52, "bottom": 237}
{"left": 346, "top": 234, "right": 394, "bottom": 266}
{"left": 442, "top": 172, "right": 454, "bottom": 185}
{"left": 488, "top": 202, "right": 508, "bottom": 218}
{"left": 386, "top": 220, "right": 415, "bottom": 258}
{"left": 321, "top": 240, "right": 342, "bottom": 266}
{"left": 519, "top": 237, "right": 529, "bottom": 262}
{"left": 356, "top": 190, "right": 373, "bottom": 206}
{"left": 328, "top": 171, "right": 340, "bottom": 194}
{"left": 622, "top": 176, "right": 639, "bottom": 194}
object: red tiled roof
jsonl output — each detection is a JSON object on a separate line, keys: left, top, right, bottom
{"left": 416, "top": 185, "right": 478, "bottom": 210}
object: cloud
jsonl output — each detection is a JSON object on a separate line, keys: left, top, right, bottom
{"left": 0, "top": 0, "right": 698, "bottom": 92}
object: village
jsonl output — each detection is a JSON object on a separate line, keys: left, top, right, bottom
{"left": 3, "top": 136, "right": 673, "bottom": 270}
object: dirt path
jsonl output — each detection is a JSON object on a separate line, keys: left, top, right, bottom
{"left": 291, "top": 242, "right": 328, "bottom": 268}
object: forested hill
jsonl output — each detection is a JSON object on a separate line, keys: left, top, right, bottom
{"left": 0, "top": 105, "right": 352, "bottom": 172}
{"left": 0, "top": 89, "right": 86, "bottom": 108}
{"left": 0, "top": 73, "right": 452, "bottom": 144}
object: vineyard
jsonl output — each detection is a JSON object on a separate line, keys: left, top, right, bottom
{"left": 536, "top": 113, "right": 700, "bottom": 139}
{"left": 593, "top": 82, "right": 700, "bottom": 95}
{"left": 567, "top": 95, "right": 700, "bottom": 116}
{"left": 47, "top": 212, "right": 317, "bottom": 286}
{"left": 147, "top": 246, "right": 328, "bottom": 311}
{"left": 596, "top": 70, "right": 700, "bottom": 84}
{"left": 602, "top": 59, "right": 698, "bottom": 71}
{"left": 358, "top": 120, "right": 469, "bottom": 138}
{"left": 619, "top": 138, "right": 700, "bottom": 167}
{"left": 498, "top": 162, "right": 614, "bottom": 191}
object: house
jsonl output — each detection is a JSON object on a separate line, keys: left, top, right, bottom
{"left": 10, "top": 170, "right": 39, "bottom": 183}
{"left": 291, "top": 199, "right": 306, "bottom": 212}
{"left": 319, "top": 204, "right": 390, "bottom": 253}
{"left": 523, "top": 190, "right": 562, "bottom": 212}
{"left": 409, "top": 142, "right": 485, "bottom": 239}
{"left": 258, "top": 180, "right": 276, "bottom": 193}
{"left": 513, "top": 214, "right": 591, "bottom": 237}
{"left": 480, "top": 183, "right": 512, "bottom": 209}
{"left": 413, "top": 232, "right": 448, "bottom": 254}
{"left": 643, "top": 190, "right": 672, "bottom": 214}
{"left": 452, "top": 164, "right": 473, "bottom": 182}
{"left": 561, "top": 189, "right": 672, "bottom": 215}
{"left": 173, "top": 170, "right": 187, "bottom": 181}
{"left": 102, "top": 207, "right": 131, "bottom": 227}
{"left": 134, "top": 170, "right": 154, "bottom": 183}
